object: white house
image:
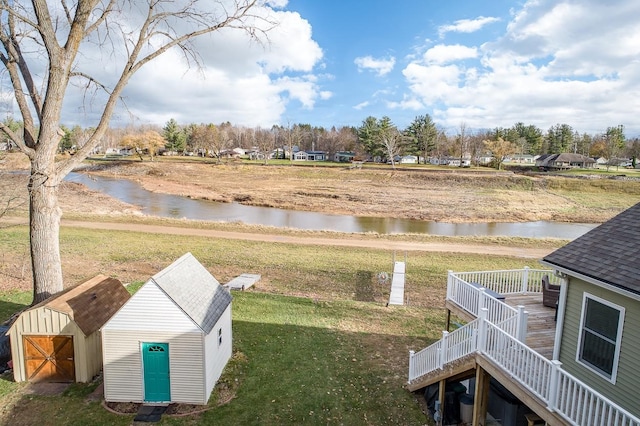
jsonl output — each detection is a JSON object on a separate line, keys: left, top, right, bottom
{"left": 101, "top": 253, "right": 233, "bottom": 405}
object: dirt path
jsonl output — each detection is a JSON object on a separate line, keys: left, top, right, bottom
{"left": 53, "top": 219, "right": 552, "bottom": 258}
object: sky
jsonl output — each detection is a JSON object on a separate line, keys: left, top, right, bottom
{"left": 53, "top": 0, "right": 640, "bottom": 136}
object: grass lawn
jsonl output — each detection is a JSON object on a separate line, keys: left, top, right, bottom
{"left": 0, "top": 291, "right": 437, "bottom": 425}
{"left": 0, "top": 225, "right": 545, "bottom": 425}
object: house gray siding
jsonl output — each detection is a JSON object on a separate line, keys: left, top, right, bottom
{"left": 558, "top": 278, "right": 640, "bottom": 419}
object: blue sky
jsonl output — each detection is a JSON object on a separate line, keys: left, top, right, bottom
{"left": 62, "top": 0, "right": 640, "bottom": 136}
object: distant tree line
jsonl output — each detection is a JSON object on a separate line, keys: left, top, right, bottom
{"left": 3, "top": 115, "right": 638, "bottom": 168}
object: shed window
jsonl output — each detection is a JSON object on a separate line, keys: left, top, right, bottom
{"left": 576, "top": 293, "right": 624, "bottom": 383}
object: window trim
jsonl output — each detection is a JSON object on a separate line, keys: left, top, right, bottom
{"left": 575, "top": 292, "right": 625, "bottom": 384}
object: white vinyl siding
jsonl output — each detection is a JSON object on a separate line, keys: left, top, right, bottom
{"left": 102, "top": 281, "right": 231, "bottom": 405}
{"left": 576, "top": 293, "right": 625, "bottom": 384}
{"left": 104, "top": 283, "right": 200, "bottom": 332}
{"left": 102, "top": 330, "right": 205, "bottom": 404}
{"left": 204, "top": 305, "right": 233, "bottom": 399}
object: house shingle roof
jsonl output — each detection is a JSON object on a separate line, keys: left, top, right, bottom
{"left": 542, "top": 202, "right": 640, "bottom": 295}
{"left": 150, "top": 252, "right": 232, "bottom": 334}
{"left": 30, "top": 275, "right": 130, "bottom": 335}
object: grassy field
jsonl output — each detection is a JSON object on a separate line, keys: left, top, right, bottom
{"left": 0, "top": 225, "right": 537, "bottom": 425}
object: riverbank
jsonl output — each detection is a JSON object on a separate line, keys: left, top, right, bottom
{"left": 3, "top": 153, "right": 640, "bottom": 224}
{"left": 83, "top": 157, "right": 640, "bottom": 224}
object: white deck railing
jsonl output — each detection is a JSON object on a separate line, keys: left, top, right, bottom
{"left": 409, "top": 268, "right": 640, "bottom": 426}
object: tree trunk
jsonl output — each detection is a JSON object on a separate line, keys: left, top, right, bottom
{"left": 28, "top": 168, "right": 64, "bottom": 304}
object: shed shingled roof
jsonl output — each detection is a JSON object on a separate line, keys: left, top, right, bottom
{"left": 542, "top": 202, "right": 640, "bottom": 295}
{"left": 27, "top": 275, "right": 130, "bottom": 335}
{"left": 150, "top": 252, "right": 232, "bottom": 334}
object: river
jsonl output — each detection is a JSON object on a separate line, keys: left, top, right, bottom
{"left": 66, "top": 172, "right": 596, "bottom": 239}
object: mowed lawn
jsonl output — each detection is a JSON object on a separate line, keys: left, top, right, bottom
{"left": 0, "top": 225, "right": 541, "bottom": 425}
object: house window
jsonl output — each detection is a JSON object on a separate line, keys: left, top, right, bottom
{"left": 576, "top": 293, "right": 625, "bottom": 383}
{"left": 218, "top": 328, "right": 222, "bottom": 346}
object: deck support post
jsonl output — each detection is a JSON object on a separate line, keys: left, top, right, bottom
{"left": 472, "top": 365, "right": 490, "bottom": 426}
{"left": 445, "top": 308, "right": 451, "bottom": 332}
{"left": 438, "top": 379, "right": 446, "bottom": 424}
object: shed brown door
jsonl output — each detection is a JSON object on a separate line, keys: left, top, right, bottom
{"left": 23, "top": 335, "right": 75, "bottom": 382}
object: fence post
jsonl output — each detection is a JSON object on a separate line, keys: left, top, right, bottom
{"left": 408, "top": 350, "right": 415, "bottom": 383}
{"left": 547, "top": 360, "right": 563, "bottom": 412}
{"left": 516, "top": 306, "right": 528, "bottom": 342}
{"left": 439, "top": 331, "right": 449, "bottom": 369}
{"left": 477, "top": 308, "right": 488, "bottom": 353}
{"left": 446, "top": 270, "right": 453, "bottom": 301}
{"left": 522, "top": 266, "right": 530, "bottom": 294}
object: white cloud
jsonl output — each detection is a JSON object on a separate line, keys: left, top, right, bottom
{"left": 438, "top": 16, "right": 500, "bottom": 38}
{"left": 353, "top": 101, "right": 370, "bottom": 110}
{"left": 354, "top": 55, "right": 396, "bottom": 76}
{"left": 60, "top": 3, "right": 324, "bottom": 128}
{"left": 423, "top": 44, "right": 478, "bottom": 65}
{"left": 397, "top": 0, "right": 640, "bottom": 134}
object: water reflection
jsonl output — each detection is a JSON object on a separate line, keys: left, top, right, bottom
{"left": 66, "top": 172, "right": 595, "bottom": 239}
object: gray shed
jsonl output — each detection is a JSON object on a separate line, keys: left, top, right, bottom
{"left": 101, "top": 253, "right": 233, "bottom": 405}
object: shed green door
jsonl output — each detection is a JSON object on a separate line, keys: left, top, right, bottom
{"left": 142, "top": 343, "right": 170, "bottom": 402}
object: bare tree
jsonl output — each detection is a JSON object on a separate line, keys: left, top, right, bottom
{"left": 378, "top": 116, "right": 404, "bottom": 169}
{"left": 0, "top": 1, "right": 274, "bottom": 303}
{"left": 254, "top": 127, "right": 275, "bottom": 164}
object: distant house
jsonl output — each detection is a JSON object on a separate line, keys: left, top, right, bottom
{"left": 536, "top": 153, "right": 595, "bottom": 170}
{"left": 399, "top": 155, "right": 418, "bottom": 164}
{"left": 293, "top": 151, "right": 308, "bottom": 161}
{"left": 8, "top": 275, "right": 130, "bottom": 383}
{"left": 102, "top": 253, "right": 233, "bottom": 405}
{"left": 306, "top": 151, "right": 326, "bottom": 161}
{"left": 334, "top": 151, "right": 356, "bottom": 162}
{"left": 504, "top": 154, "right": 536, "bottom": 164}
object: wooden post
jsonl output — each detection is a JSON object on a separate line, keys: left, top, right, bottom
{"left": 446, "top": 309, "right": 451, "bottom": 332}
{"left": 472, "top": 365, "right": 490, "bottom": 426}
{"left": 438, "top": 378, "right": 446, "bottom": 425}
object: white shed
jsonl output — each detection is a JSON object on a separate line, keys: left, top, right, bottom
{"left": 101, "top": 253, "right": 233, "bottom": 405}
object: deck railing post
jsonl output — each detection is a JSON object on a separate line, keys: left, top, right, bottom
{"left": 516, "top": 306, "right": 528, "bottom": 342}
{"left": 408, "top": 350, "right": 415, "bottom": 383}
{"left": 522, "top": 266, "right": 530, "bottom": 293}
{"left": 478, "top": 288, "right": 488, "bottom": 318}
{"left": 547, "top": 360, "right": 563, "bottom": 411}
{"left": 446, "top": 271, "right": 453, "bottom": 301}
{"left": 477, "top": 308, "right": 488, "bottom": 354}
{"left": 439, "top": 331, "right": 449, "bottom": 369}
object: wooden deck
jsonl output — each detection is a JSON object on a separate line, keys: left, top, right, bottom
{"left": 447, "top": 292, "right": 558, "bottom": 359}
{"left": 504, "top": 293, "right": 557, "bottom": 359}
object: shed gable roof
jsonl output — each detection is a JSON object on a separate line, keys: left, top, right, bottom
{"left": 151, "top": 253, "right": 232, "bottom": 334}
{"left": 27, "top": 275, "right": 130, "bottom": 335}
{"left": 542, "top": 202, "right": 640, "bottom": 295}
